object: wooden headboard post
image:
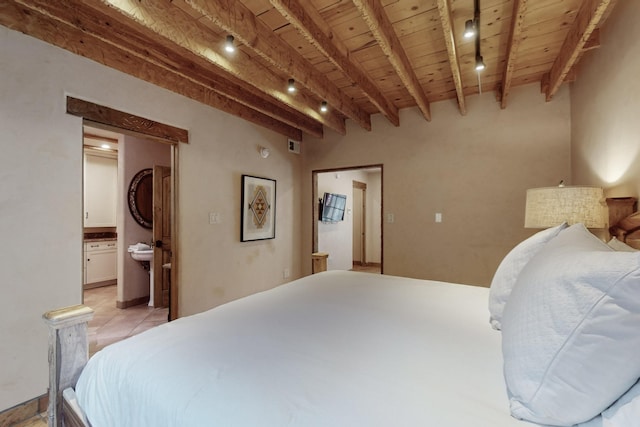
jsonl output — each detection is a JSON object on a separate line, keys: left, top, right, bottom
{"left": 43, "top": 305, "right": 94, "bottom": 427}
{"left": 606, "top": 197, "right": 637, "bottom": 229}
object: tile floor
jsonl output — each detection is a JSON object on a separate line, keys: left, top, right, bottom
{"left": 84, "top": 285, "right": 168, "bottom": 356}
{"left": 10, "top": 286, "right": 168, "bottom": 427}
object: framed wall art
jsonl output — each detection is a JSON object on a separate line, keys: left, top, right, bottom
{"left": 241, "top": 175, "right": 276, "bottom": 241}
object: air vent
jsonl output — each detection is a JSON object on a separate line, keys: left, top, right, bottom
{"left": 288, "top": 139, "right": 301, "bottom": 154}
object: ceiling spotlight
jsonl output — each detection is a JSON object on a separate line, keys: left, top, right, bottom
{"left": 320, "top": 101, "right": 328, "bottom": 113}
{"left": 464, "top": 20, "right": 476, "bottom": 39}
{"left": 466, "top": 0, "right": 486, "bottom": 72}
{"left": 287, "top": 79, "right": 296, "bottom": 93}
{"left": 224, "top": 35, "right": 235, "bottom": 53}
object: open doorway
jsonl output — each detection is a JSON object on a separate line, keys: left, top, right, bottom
{"left": 69, "top": 96, "right": 187, "bottom": 323}
{"left": 312, "top": 165, "right": 383, "bottom": 273}
{"left": 82, "top": 123, "right": 175, "bottom": 352}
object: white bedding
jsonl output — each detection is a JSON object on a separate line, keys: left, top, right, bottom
{"left": 76, "top": 271, "right": 533, "bottom": 427}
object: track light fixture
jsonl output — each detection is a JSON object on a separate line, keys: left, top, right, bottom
{"left": 287, "top": 79, "right": 296, "bottom": 93}
{"left": 224, "top": 35, "right": 235, "bottom": 53}
{"left": 464, "top": 0, "right": 485, "bottom": 73}
{"left": 464, "top": 20, "right": 476, "bottom": 39}
{"left": 320, "top": 101, "right": 328, "bottom": 113}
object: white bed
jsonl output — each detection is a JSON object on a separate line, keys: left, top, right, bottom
{"left": 49, "top": 221, "right": 640, "bottom": 427}
{"left": 73, "top": 271, "right": 527, "bottom": 427}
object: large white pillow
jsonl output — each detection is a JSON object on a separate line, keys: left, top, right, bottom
{"left": 602, "top": 380, "right": 640, "bottom": 427}
{"left": 488, "top": 222, "right": 567, "bottom": 330}
{"left": 502, "top": 223, "right": 640, "bottom": 426}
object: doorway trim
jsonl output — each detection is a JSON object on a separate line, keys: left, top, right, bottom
{"left": 68, "top": 96, "right": 187, "bottom": 320}
{"left": 312, "top": 164, "right": 383, "bottom": 273}
{"left": 67, "top": 97, "right": 189, "bottom": 144}
{"left": 352, "top": 180, "right": 367, "bottom": 266}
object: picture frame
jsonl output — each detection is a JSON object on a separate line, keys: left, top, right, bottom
{"left": 241, "top": 175, "right": 276, "bottom": 242}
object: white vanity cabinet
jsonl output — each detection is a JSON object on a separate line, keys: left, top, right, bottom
{"left": 84, "top": 240, "right": 117, "bottom": 285}
{"left": 84, "top": 153, "right": 117, "bottom": 227}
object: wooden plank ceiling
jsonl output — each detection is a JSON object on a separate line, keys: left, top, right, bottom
{"left": 0, "top": 0, "right": 617, "bottom": 140}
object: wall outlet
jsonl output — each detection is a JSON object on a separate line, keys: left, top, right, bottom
{"left": 386, "top": 213, "right": 395, "bottom": 223}
{"left": 283, "top": 268, "right": 290, "bottom": 279}
{"left": 435, "top": 212, "right": 442, "bottom": 223}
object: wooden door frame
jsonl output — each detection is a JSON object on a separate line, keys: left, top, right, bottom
{"left": 153, "top": 165, "right": 172, "bottom": 311}
{"left": 312, "top": 164, "right": 383, "bottom": 273}
{"left": 352, "top": 180, "right": 367, "bottom": 265}
{"left": 68, "top": 97, "right": 188, "bottom": 320}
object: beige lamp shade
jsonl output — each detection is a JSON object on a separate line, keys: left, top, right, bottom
{"left": 525, "top": 186, "right": 606, "bottom": 229}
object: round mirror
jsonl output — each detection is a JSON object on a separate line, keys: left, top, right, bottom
{"left": 128, "top": 168, "right": 153, "bottom": 229}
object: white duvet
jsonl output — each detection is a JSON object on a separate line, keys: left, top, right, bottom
{"left": 76, "top": 271, "right": 531, "bottom": 426}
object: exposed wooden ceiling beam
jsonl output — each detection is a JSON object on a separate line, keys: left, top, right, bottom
{"left": 436, "top": 0, "right": 466, "bottom": 116}
{"left": 499, "top": 0, "right": 528, "bottom": 109}
{"left": 543, "top": 0, "right": 613, "bottom": 101}
{"left": 95, "top": 0, "right": 342, "bottom": 137}
{"left": 185, "top": 0, "right": 372, "bottom": 132}
{"left": 351, "top": 0, "right": 431, "bottom": 122}
{"left": 4, "top": 0, "right": 303, "bottom": 140}
{"left": 269, "top": 0, "right": 400, "bottom": 127}
{"left": 2, "top": 0, "right": 622, "bottom": 132}
{"left": 583, "top": 29, "right": 601, "bottom": 51}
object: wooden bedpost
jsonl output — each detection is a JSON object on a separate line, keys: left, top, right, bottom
{"left": 43, "top": 305, "right": 94, "bottom": 427}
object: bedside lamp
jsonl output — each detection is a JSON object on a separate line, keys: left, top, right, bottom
{"left": 525, "top": 185, "right": 606, "bottom": 229}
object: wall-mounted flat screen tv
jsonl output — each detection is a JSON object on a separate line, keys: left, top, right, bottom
{"left": 320, "top": 192, "right": 347, "bottom": 222}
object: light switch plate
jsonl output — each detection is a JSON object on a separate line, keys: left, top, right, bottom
{"left": 209, "top": 212, "right": 220, "bottom": 224}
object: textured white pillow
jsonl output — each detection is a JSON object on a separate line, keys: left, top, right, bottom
{"left": 602, "top": 380, "right": 640, "bottom": 427}
{"left": 607, "top": 237, "right": 638, "bottom": 252}
{"left": 488, "top": 222, "right": 567, "bottom": 330}
{"left": 502, "top": 223, "right": 640, "bottom": 426}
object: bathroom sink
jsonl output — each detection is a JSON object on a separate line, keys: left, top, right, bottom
{"left": 130, "top": 249, "right": 153, "bottom": 261}
{"left": 128, "top": 243, "right": 153, "bottom": 261}
{"left": 127, "top": 243, "right": 156, "bottom": 307}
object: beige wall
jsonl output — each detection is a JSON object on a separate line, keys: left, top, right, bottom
{"left": 571, "top": 0, "right": 640, "bottom": 199}
{"left": 0, "top": 27, "right": 301, "bottom": 411}
{"left": 303, "top": 84, "right": 572, "bottom": 285}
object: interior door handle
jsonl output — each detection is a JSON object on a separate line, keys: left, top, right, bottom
{"left": 155, "top": 240, "right": 163, "bottom": 248}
